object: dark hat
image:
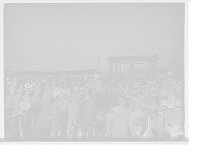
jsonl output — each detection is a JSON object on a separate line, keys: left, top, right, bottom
{"left": 136, "top": 100, "right": 147, "bottom": 109}
{"left": 55, "top": 95, "right": 61, "bottom": 101}
{"left": 166, "top": 72, "right": 174, "bottom": 76}
{"left": 21, "top": 100, "right": 30, "bottom": 111}
{"left": 119, "top": 98, "right": 126, "bottom": 105}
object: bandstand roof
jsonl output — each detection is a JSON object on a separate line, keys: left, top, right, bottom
{"left": 108, "top": 47, "right": 158, "bottom": 60}
{"left": 169, "top": 59, "right": 179, "bottom": 63}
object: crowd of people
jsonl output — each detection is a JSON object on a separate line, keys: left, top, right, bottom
{"left": 5, "top": 70, "right": 184, "bottom": 140}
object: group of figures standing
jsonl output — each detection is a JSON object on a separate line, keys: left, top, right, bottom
{"left": 5, "top": 71, "right": 185, "bottom": 140}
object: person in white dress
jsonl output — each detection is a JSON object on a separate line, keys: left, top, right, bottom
{"left": 29, "top": 89, "right": 52, "bottom": 138}
{"left": 112, "top": 98, "right": 131, "bottom": 138}
{"left": 52, "top": 95, "right": 61, "bottom": 138}
{"left": 106, "top": 106, "right": 113, "bottom": 138}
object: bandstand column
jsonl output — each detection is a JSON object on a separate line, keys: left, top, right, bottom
{"left": 132, "top": 60, "right": 135, "bottom": 77}
{"left": 118, "top": 62, "right": 121, "bottom": 76}
{"left": 115, "top": 62, "right": 118, "bottom": 77}
{"left": 109, "top": 62, "right": 113, "bottom": 78}
{"left": 129, "top": 61, "right": 133, "bottom": 77}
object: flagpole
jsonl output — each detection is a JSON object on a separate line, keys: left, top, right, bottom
{"left": 20, "top": 64, "right": 22, "bottom": 85}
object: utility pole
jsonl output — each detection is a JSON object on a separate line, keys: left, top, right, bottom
{"left": 20, "top": 64, "right": 22, "bottom": 85}
{"left": 98, "top": 55, "right": 100, "bottom": 71}
{"left": 86, "top": 53, "right": 87, "bottom": 76}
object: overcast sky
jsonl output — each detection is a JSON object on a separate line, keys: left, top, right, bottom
{"left": 4, "top": 3, "right": 185, "bottom": 71}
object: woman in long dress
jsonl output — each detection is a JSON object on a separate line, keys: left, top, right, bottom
{"left": 29, "top": 89, "right": 52, "bottom": 138}
{"left": 112, "top": 98, "right": 131, "bottom": 138}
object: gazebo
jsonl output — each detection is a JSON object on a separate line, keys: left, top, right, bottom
{"left": 107, "top": 47, "right": 158, "bottom": 78}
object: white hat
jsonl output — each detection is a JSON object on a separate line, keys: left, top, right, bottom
{"left": 32, "top": 86, "right": 41, "bottom": 91}
{"left": 22, "top": 88, "right": 32, "bottom": 92}
{"left": 84, "top": 95, "right": 93, "bottom": 101}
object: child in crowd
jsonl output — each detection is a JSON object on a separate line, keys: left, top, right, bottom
{"left": 94, "top": 108, "right": 106, "bottom": 138}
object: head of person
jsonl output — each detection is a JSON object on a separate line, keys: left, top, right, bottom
{"left": 158, "top": 105, "right": 167, "bottom": 114}
{"left": 119, "top": 98, "right": 126, "bottom": 106}
{"left": 43, "top": 89, "right": 51, "bottom": 99}
{"left": 20, "top": 100, "right": 30, "bottom": 114}
{"left": 166, "top": 100, "right": 176, "bottom": 108}
{"left": 136, "top": 100, "right": 146, "bottom": 109}
{"left": 16, "top": 88, "right": 22, "bottom": 96}
{"left": 85, "top": 95, "right": 91, "bottom": 102}
{"left": 54, "top": 95, "right": 61, "bottom": 102}
{"left": 166, "top": 72, "right": 174, "bottom": 78}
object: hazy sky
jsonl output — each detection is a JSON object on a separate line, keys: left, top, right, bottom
{"left": 4, "top": 3, "right": 185, "bottom": 71}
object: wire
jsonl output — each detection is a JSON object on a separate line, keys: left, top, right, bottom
{"left": 5, "top": 5, "right": 21, "bottom": 37}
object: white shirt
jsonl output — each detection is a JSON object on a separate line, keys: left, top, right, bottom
{"left": 52, "top": 101, "right": 60, "bottom": 115}
{"left": 151, "top": 114, "right": 167, "bottom": 138}
{"left": 129, "top": 108, "right": 148, "bottom": 135}
{"left": 67, "top": 101, "right": 79, "bottom": 115}
{"left": 58, "top": 99, "right": 69, "bottom": 111}
{"left": 12, "top": 94, "right": 23, "bottom": 117}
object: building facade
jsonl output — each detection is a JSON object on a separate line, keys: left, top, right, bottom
{"left": 107, "top": 48, "right": 158, "bottom": 78}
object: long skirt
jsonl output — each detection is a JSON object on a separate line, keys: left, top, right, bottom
{"left": 24, "top": 104, "right": 42, "bottom": 137}
{"left": 111, "top": 118, "right": 130, "bottom": 138}
{"left": 28, "top": 108, "right": 52, "bottom": 138}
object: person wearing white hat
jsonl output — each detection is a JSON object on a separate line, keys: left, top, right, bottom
{"left": 151, "top": 105, "right": 170, "bottom": 138}
{"left": 78, "top": 95, "right": 96, "bottom": 138}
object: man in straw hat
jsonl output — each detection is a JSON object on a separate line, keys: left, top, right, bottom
{"left": 151, "top": 105, "right": 170, "bottom": 138}
{"left": 78, "top": 95, "right": 96, "bottom": 138}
